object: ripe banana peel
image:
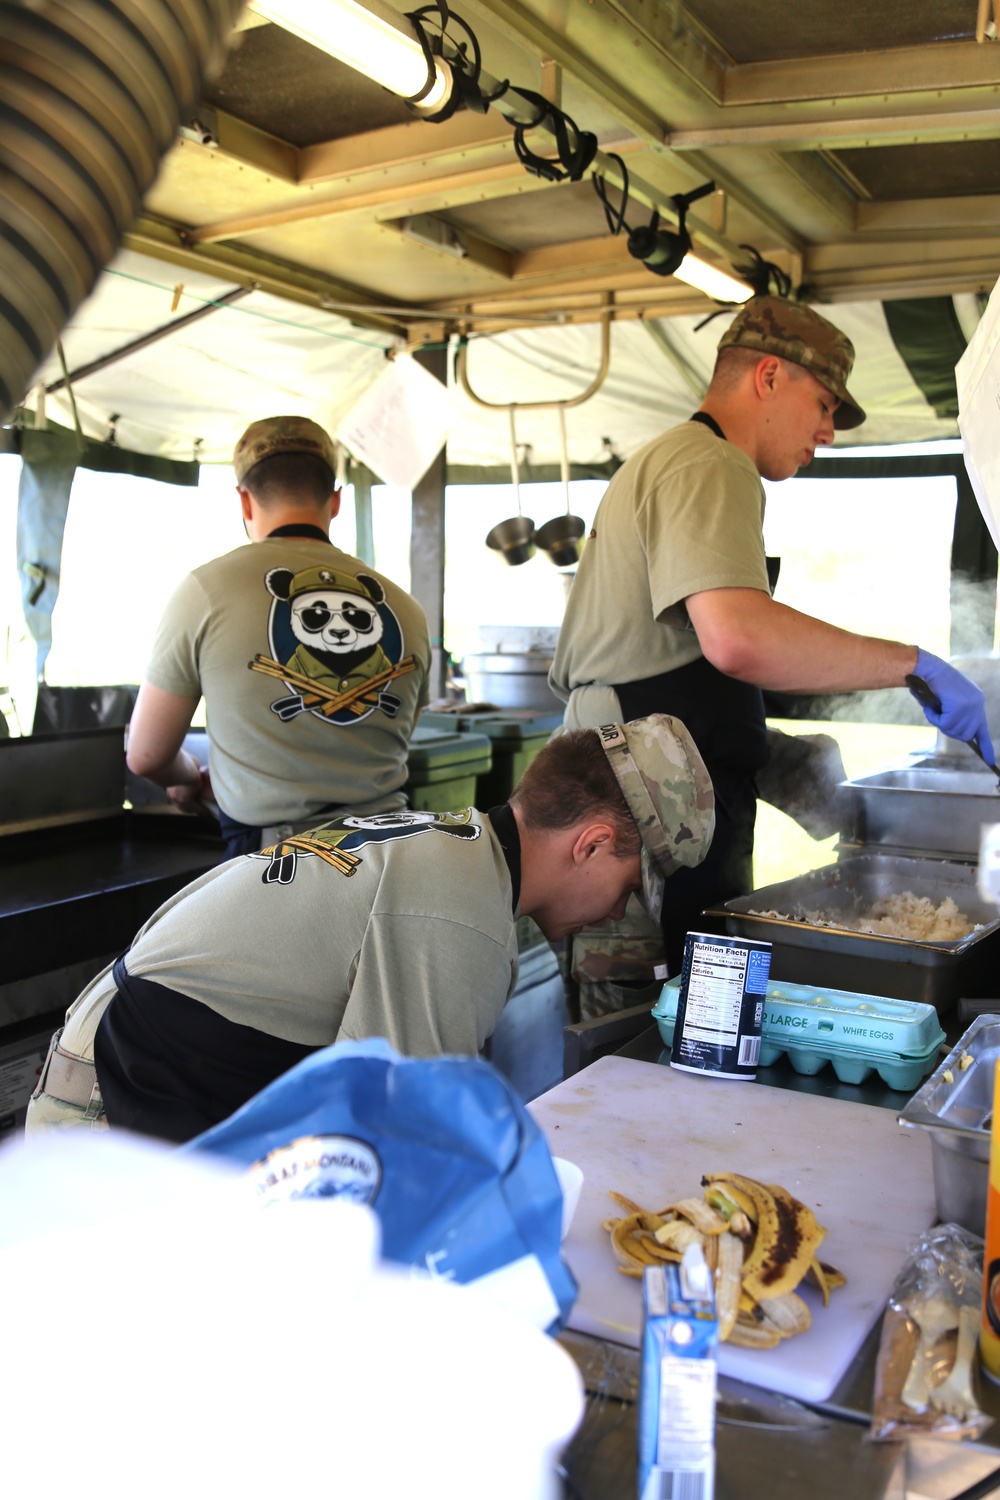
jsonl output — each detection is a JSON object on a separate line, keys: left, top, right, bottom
{"left": 703, "top": 1172, "right": 826, "bottom": 1302}
{"left": 602, "top": 1170, "right": 844, "bottom": 1347}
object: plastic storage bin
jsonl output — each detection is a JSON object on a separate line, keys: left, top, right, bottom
{"left": 422, "top": 709, "right": 561, "bottom": 806}
{"left": 404, "top": 725, "right": 492, "bottom": 813}
{"left": 652, "top": 976, "right": 946, "bottom": 1091}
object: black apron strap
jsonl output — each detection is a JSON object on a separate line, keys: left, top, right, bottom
{"left": 613, "top": 660, "right": 767, "bottom": 972}
{"left": 689, "top": 410, "right": 727, "bottom": 441}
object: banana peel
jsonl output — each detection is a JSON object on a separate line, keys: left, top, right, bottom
{"left": 703, "top": 1172, "right": 826, "bottom": 1302}
{"left": 602, "top": 1171, "right": 845, "bottom": 1349}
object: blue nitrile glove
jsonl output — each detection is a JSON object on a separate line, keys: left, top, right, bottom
{"left": 911, "top": 649, "right": 995, "bottom": 763}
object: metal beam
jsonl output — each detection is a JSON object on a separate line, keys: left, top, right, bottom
{"left": 297, "top": 112, "right": 517, "bottom": 183}
{"left": 666, "top": 106, "right": 1000, "bottom": 153}
{"left": 45, "top": 286, "right": 254, "bottom": 393}
{"left": 467, "top": 0, "right": 675, "bottom": 143}
{"left": 857, "top": 195, "right": 1000, "bottom": 232}
{"left": 122, "top": 216, "right": 409, "bottom": 338}
{"left": 724, "top": 39, "right": 1000, "bottom": 106}
{"left": 185, "top": 155, "right": 522, "bottom": 243}
{"left": 180, "top": 104, "right": 298, "bottom": 180}
{"left": 411, "top": 346, "right": 448, "bottom": 700}
{"left": 804, "top": 242, "right": 1000, "bottom": 301}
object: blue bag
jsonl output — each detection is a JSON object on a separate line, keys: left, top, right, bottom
{"left": 184, "top": 1039, "right": 577, "bottom": 1332}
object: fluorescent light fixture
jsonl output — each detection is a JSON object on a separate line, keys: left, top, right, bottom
{"left": 248, "top": 0, "right": 451, "bottom": 110}
{"left": 674, "top": 254, "right": 754, "bottom": 303}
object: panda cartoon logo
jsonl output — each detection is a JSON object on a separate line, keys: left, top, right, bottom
{"left": 252, "top": 808, "right": 480, "bottom": 885}
{"left": 249, "top": 565, "right": 416, "bottom": 724}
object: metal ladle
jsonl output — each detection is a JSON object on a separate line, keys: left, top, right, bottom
{"left": 485, "top": 406, "right": 536, "bottom": 565}
{"left": 535, "top": 407, "right": 586, "bottom": 567}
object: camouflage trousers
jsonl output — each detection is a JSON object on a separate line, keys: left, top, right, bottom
{"left": 569, "top": 898, "right": 669, "bottom": 1021}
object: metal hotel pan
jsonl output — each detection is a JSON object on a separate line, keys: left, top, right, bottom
{"left": 897, "top": 1014, "right": 999, "bottom": 1238}
{"left": 704, "top": 853, "right": 1000, "bottom": 1010}
{"left": 845, "top": 763, "right": 1000, "bottom": 859}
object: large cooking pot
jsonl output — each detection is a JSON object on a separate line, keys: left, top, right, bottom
{"left": 460, "top": 652, "right": 563, "bottom": 712}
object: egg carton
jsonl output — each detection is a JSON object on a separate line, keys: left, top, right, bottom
{"left": 652, "top": 977, "right": 946, "bottom": 1092}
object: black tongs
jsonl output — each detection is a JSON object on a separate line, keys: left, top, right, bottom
{"left": 906, "top": 673, "right": 1000, "bottom": 789}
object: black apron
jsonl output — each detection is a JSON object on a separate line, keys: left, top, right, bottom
{"left": 611, "top": 412, "right": 773, "bottom": 972}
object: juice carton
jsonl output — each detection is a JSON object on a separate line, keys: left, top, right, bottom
{"left": 638, "top": 1244, "right": 718, "bottom": 1500}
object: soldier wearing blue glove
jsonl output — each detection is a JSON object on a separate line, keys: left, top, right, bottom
{"left": 551, "top": 294, "right": 997, "bottom": 987}
{"left": 909, "top": 649, "right": 996, "bottom": 769}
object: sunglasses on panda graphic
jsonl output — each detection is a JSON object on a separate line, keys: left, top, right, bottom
{"left": 294, "top": 601, "right": 376, "bottom": 634}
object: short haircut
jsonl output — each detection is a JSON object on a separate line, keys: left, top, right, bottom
{"left": 709, "top": 344, "right": 809, "bottom": 394}
{"left": 241, "top": 452, "right": 336, "bottom": 507}
{"left": 510, "top": 728, "right": 641, "bottom": 858}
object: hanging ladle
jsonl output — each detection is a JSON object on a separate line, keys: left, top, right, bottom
{"left": 485, "top": 406, "right": 536, "bottom": 565}
{"left": 535, "top": 406, "right": 586, "bottom": 567}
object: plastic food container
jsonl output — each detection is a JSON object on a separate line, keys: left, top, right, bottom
{"left": 652, "top": 976, "right": 945, "bottom": 1091}
{"left": 420, "top": 709, "right": 561, "bottom": 806}
{"left": 404, "top": 726, "right": 492, "bottom": 812}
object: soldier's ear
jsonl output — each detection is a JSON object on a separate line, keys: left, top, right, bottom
{"left": 355, "top": 573, "right": 385, "bottom": 605}
{"left": 265, "top": 568, "right": 295, "bottom": 600}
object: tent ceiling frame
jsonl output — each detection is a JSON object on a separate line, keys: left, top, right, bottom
{"left": 123, "top": 216, "right": 410, "bottom": 340}
{"left": 75, "top": 3, "right": 1000, "bottom": 348}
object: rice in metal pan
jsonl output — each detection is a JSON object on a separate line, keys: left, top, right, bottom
{"left": 748, "top": 892, "right": 980, "bottom": 941}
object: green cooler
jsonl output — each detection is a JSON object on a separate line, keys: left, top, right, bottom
{"left": 403, "top": 724, "right": 492, "bottom": 813}
{"left": 420, "top": 709, "right": 562, "bottom": 807}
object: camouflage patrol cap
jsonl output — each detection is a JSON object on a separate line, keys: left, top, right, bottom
{"left": 597, "top": 714, "right": 715, "bottom": 921}
{"left": 717, "top": 294, "right": 865, "bottom": 430}
{"left": 233, "top": 415, "right": 338, "bottom": 485}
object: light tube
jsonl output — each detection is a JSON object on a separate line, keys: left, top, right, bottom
{"left": 674, "top": 254, "right": 754, "bottom": 303}
{"left": 248, "top": 0, "right": 451, "bottom": 110}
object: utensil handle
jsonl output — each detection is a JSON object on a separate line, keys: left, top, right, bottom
{"left": 558, "top": 406, "right": 570, "bottom": 514}
{"left": 907, "top": 675, "right": 1000, "bottom": 781}
{"left": 905, "top": 673, "right": 942, "bottom": 714}
{"left": 508, "top": 406, "right": 521, "bottom": 513}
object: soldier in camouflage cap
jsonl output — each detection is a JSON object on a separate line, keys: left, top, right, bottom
{"left": 125, "top": 409, "right": 430, "bottom": 860}
{"left": 595, "top": 714, "right": 714, "bottom": 922}
{"left": 233, "top": 414, "right": 339, "bottom": 485}
{"left": 717, "top": 294, "right": 865, "bottom": 429}
{"left": 551, "top": 288, "right": 991, "bottom": 1009}
{"left": 28, "top": 715, "right": 711, "bottom": 1140}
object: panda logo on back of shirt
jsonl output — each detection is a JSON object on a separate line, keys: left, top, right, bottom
{"left": 248, "top": 565, "right": 417, "bottom": 725}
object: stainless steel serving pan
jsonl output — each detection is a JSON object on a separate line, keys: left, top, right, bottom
{"left": 898, "top": 1014, "right": 999, "bottom": 1237}
{"left": 844, "top": 759, "right": 1000, "bottom": 859}
{"left": 705, "top": 853, "right": 1000, "bottom": 1009}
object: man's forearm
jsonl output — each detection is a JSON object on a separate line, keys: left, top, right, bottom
{"left": 687, "top": 588, "right": 920, "bottom": 693}
{"left": 139, "top": 747, "right": 202, "bottom": 790}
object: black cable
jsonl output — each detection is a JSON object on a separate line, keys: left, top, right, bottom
{"left": 406, "top": 2, "right": 496, "bottom": 118}
{"left": 732, "top": 245, "right": 793, "bottom": 299}
{"left": 508, "top": 88, "right": 598, "bottom": 182}
{"left": 592, "top": 154, "right": 630, "bottom": 236}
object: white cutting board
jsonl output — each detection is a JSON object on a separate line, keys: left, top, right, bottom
{"left": 528, "top": 1055, "right": 937, "bottom": 1403}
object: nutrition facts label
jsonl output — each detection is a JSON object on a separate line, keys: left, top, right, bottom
{"left": 684, "top": 940, "right": 750, "bottom": 1043}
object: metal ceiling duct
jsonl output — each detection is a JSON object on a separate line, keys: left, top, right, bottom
{"left": 0, "top": 0, "right": 246, "bottom": 420}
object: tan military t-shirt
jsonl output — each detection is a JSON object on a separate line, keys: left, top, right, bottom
{"left": 550, "top": 421, "right": 768, "bottom": 695}
{"left": 145, "top": 537, "right": 431, "bottom": 825}
{"left": 59, "top": 808, "right": 519, "bottom": 1064}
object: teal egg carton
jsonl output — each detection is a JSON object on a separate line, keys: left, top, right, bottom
{"left": 652, "top": 977, "right": 946, "bottom": 1092}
